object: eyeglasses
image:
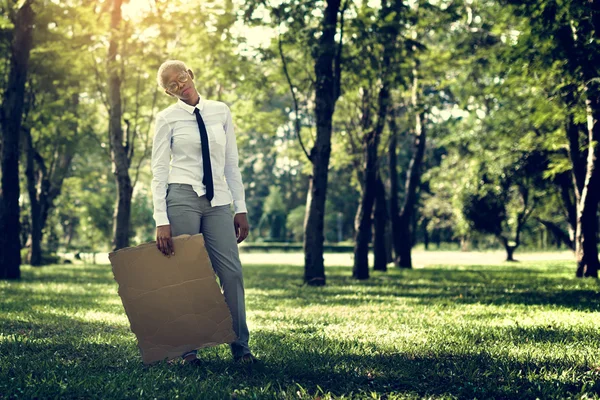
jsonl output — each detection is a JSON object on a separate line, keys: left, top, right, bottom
{"left": 166, "top": 71, "right": 189, "bottom": 92}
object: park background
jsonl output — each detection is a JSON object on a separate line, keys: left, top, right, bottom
{"left": 1, "top": 0, "right": 600, "bottom": 399}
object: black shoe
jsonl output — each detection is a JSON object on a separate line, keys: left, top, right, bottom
{"left": 184, "top": 358, "right": 202, "bottom": 366}
{"left": 182, "top": 354, "right": 201, "bottom": 366}
{"left": 235, "top": 354, "right": 259, "bottom": 364}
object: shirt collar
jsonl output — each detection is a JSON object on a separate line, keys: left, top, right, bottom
{"left": 176, "top": 93, "right": 204, "bottom": 114}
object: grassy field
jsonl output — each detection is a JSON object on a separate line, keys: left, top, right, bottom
{"left": 1, "top": 256, "right": 600, "bottom": 399}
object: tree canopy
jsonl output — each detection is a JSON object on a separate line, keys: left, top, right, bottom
{"left": 1, "top": 0, "right": 598, "bottom": 281}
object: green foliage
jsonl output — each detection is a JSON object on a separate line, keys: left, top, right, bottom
{"left": 2, "top": 0, "right": 595, "bottom": 259}
{"left": 461, "top": 184, "right": 506, "bottom": 236}
{"left": 130, "top": 188, "right": 156, "bottom": 245}
{"left": 259, "top": 185, "right": 288, "bottom": 240}
{"left": 285, "top": 199, "right": 350, "bottom": 244}
{"left": 286, "top": 205, "right": 305, "bottom": 242}
{"left": 54, "top": 145, "right": 115, "bottom": 253}
{"left": 1, "top": 259, "right": 599, "bottom": 398}
{"left": 421, "top": 1, "right": 578, "bottom": 254}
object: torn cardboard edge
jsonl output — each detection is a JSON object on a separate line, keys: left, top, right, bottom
{"left": 109, "top": 234, "right": 237, "bottom": 364}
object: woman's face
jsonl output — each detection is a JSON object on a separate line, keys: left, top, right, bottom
{"left": 163, "top": 68, "right": 197, "bottom": 102}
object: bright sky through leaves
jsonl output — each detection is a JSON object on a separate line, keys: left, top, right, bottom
{"left": 120, "top": 0, "right": 274, "bottom": 50}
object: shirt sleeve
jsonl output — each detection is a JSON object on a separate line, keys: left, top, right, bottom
{"left": 223, "top": 105, "right": 247, "bottom": 214}
{"left": 151, "top": 114, "right": 172, "bottom": 227}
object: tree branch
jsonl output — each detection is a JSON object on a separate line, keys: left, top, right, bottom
{"left": 536, "top": 218, "right": 574, "bottom": 250}
{"left": 131, "top": 147, "right": 148, "bottom": 190}
{"left": 87, "top": 130, "right": 111, "bottom": 159}
{"left": 278, "top": 29, "right": 311, "bottom": 162}
{"left": 138, "top": 85, "right": 159, "bottom": 161}
{"left": 333, "top": 0, "right": 349, "bottom": 101}
{"left": 131, "top": 86, "right": 159, "bottom": 191}
{"left": 90, "top": 53, "right": 109, "bottom": 112}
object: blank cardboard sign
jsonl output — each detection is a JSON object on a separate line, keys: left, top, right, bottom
{"left": 108, "top": 234, "right": 236, "bottom": 364}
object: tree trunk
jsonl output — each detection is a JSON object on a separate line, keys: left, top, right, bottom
{"left": 303, "top": 117, "right": 332, "bottom": 285}
{"left": 505, "top": 245, "right": 516, "bottom": 262}
{"left": 564, "top": 13, "right": 600, "bottom": 276}
{"left": 352, "top": 0, "right": 401, "bottom": 278}
{"left": 24, "top": 94, "right": 78, "bottom": 265}
{"left": 498, "top": 234, "right": 518, "bottom": 262}
{"left": 575, "top": 206, "right": 599, "bottom": 277}
{"left": 395, "top": 110, "right": 426, "bottom": 268}
{"left": 396, "top": 214, "right": 412, "bottom": 268}
{"left": 353, "top": 130, "right": 379, "bottom": 280}
{"left": 303, "top": 0, "right": 342, "bottom": 286}
{"left": 24, "top": 127, "right": 43, "bottom": 266}
{"left": 386, "top": 223, "right": 393, "bottom": 263}
{"left": 388, "top": 107, "right": 402, "bottom": 262}
{"left": 107, "top": 0, "right": 133, "bottom": 251}
{"left": 373, "top": 175, "right": 388, "bottom": 272}
{"left": 0, "top": 0, "right": 34, "bottom": 280}
{"left": 556, "top": 172, "right": 577, "bottom": 244}
{"left": 392, "top": 55, "right": 426, "bottom": 268}
{"left": 113, "top": 175, "right": 133, "bottom": 249}
{"left": 64, "top": 217, "right": 77, "bottom": 252}
{"left": 565, "top": 112, "right": 586, "bottom": 196}
{"left": 352, "top": 90, "right": 393, "bottom": 278}
{"left": 422, "top": 218, "right": 430, "bottom": 250}
{"left": 575, "top": 90, "right": 600, "bottom": 278}
{"left": 460, "top": 236, "right": 469, "bottom": 251}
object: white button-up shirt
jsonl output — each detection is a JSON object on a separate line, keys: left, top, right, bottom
{"left": 151, "top": 96, "right": 247, "bottom": 227}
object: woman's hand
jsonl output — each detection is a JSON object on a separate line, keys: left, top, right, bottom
{"left": 234, "top": 213, "right": 250, "bottom": 244}
{"left": 156, "top": 225, "right": 175, "bottom": 256}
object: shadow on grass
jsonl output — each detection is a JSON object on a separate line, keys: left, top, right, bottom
{"left": 247, "top": 265, "right": 600, "bottom": 313}
{"left": 17, "top": 263, "right": 115, "bottom": 285}
{"left": 1, "top": 286, "right": 117, "bottom": 314}
{"left": 1, "top": 319, "right": 597, "bottom": 400}
{"left": 257, "top": 286, "right": 600, "bottom": 312}
{"left": 458, "top": 323, "right": 600, "bottom": 346}
{"left": 2, "top": 262, "right": 600, "bottom": 398}
{"left": 247, "top": 331, "right": 596, "bottom": 400}
{"left": 9, "top": 262, "right": 600, "bottom": 313}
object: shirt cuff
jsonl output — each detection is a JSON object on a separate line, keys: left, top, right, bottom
{"left": 154, "top": 212, "right": 170, "bottom": 227}
{"left": 233, "top": 200, "right": 247, "bottom": 215}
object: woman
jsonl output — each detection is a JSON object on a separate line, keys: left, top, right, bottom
{"left": 151, "top": 60, "right": 256, "bottom": 364}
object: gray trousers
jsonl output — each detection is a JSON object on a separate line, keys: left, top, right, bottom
{"left": 166, "top": 183, "right": 251, "bottom": 358}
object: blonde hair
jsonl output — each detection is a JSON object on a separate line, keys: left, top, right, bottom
{"left": 156, "top": 60, "right": 188, "bottom": 88}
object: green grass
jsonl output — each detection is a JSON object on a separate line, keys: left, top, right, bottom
{"left": 1, "top": 258, "right": 600, "bottom": 399}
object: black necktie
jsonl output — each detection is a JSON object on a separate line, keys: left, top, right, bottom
{"left": 193, "top": 108, "right": 214, "bottom": 201}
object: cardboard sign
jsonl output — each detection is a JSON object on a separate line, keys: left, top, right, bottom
{"left": 108, "top": 234, "right": 236, "bottom": 364}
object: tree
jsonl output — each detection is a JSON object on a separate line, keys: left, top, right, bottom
{"left": 96, "top": 0, "right": 179, "bottom": 250}
{"left": 505, "top": 1, "right": 600, "bottom": 277}
{"left": 373, "top": 175, "right": 389, "bottom": 271}
{"left": 21, "top": 1, "right": 93, "bottom": 264}
{"left": 387, "top": 0, "right": 460, "bottom": 269}
{"left": 23, "top": 100, "right": 79, "bottom": 266}
{"left": 0, "top": 0, "right": 34, "bottom": 279}
{"left": 350, "top": 0, "right": 405, "bottom": 280}
{"left": 105, "top": 0, "right": 132, "bottom": 251}
{"left": 302, "top": 0, "right": 345, "bottom": 285}
{"left": 420, "top": 1, "right": 569, "bottom": 262}
{"left": 461, "top": 153, "right": 545, "bottom": 261}
{"left": 58, "top": 136, "right": 115, "bottom": 256}
{"left": 244, "top": 0, "right": 347, "bottom": 285}
{"left": 390, "top": 78, "right": 426, "bottom": 269}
